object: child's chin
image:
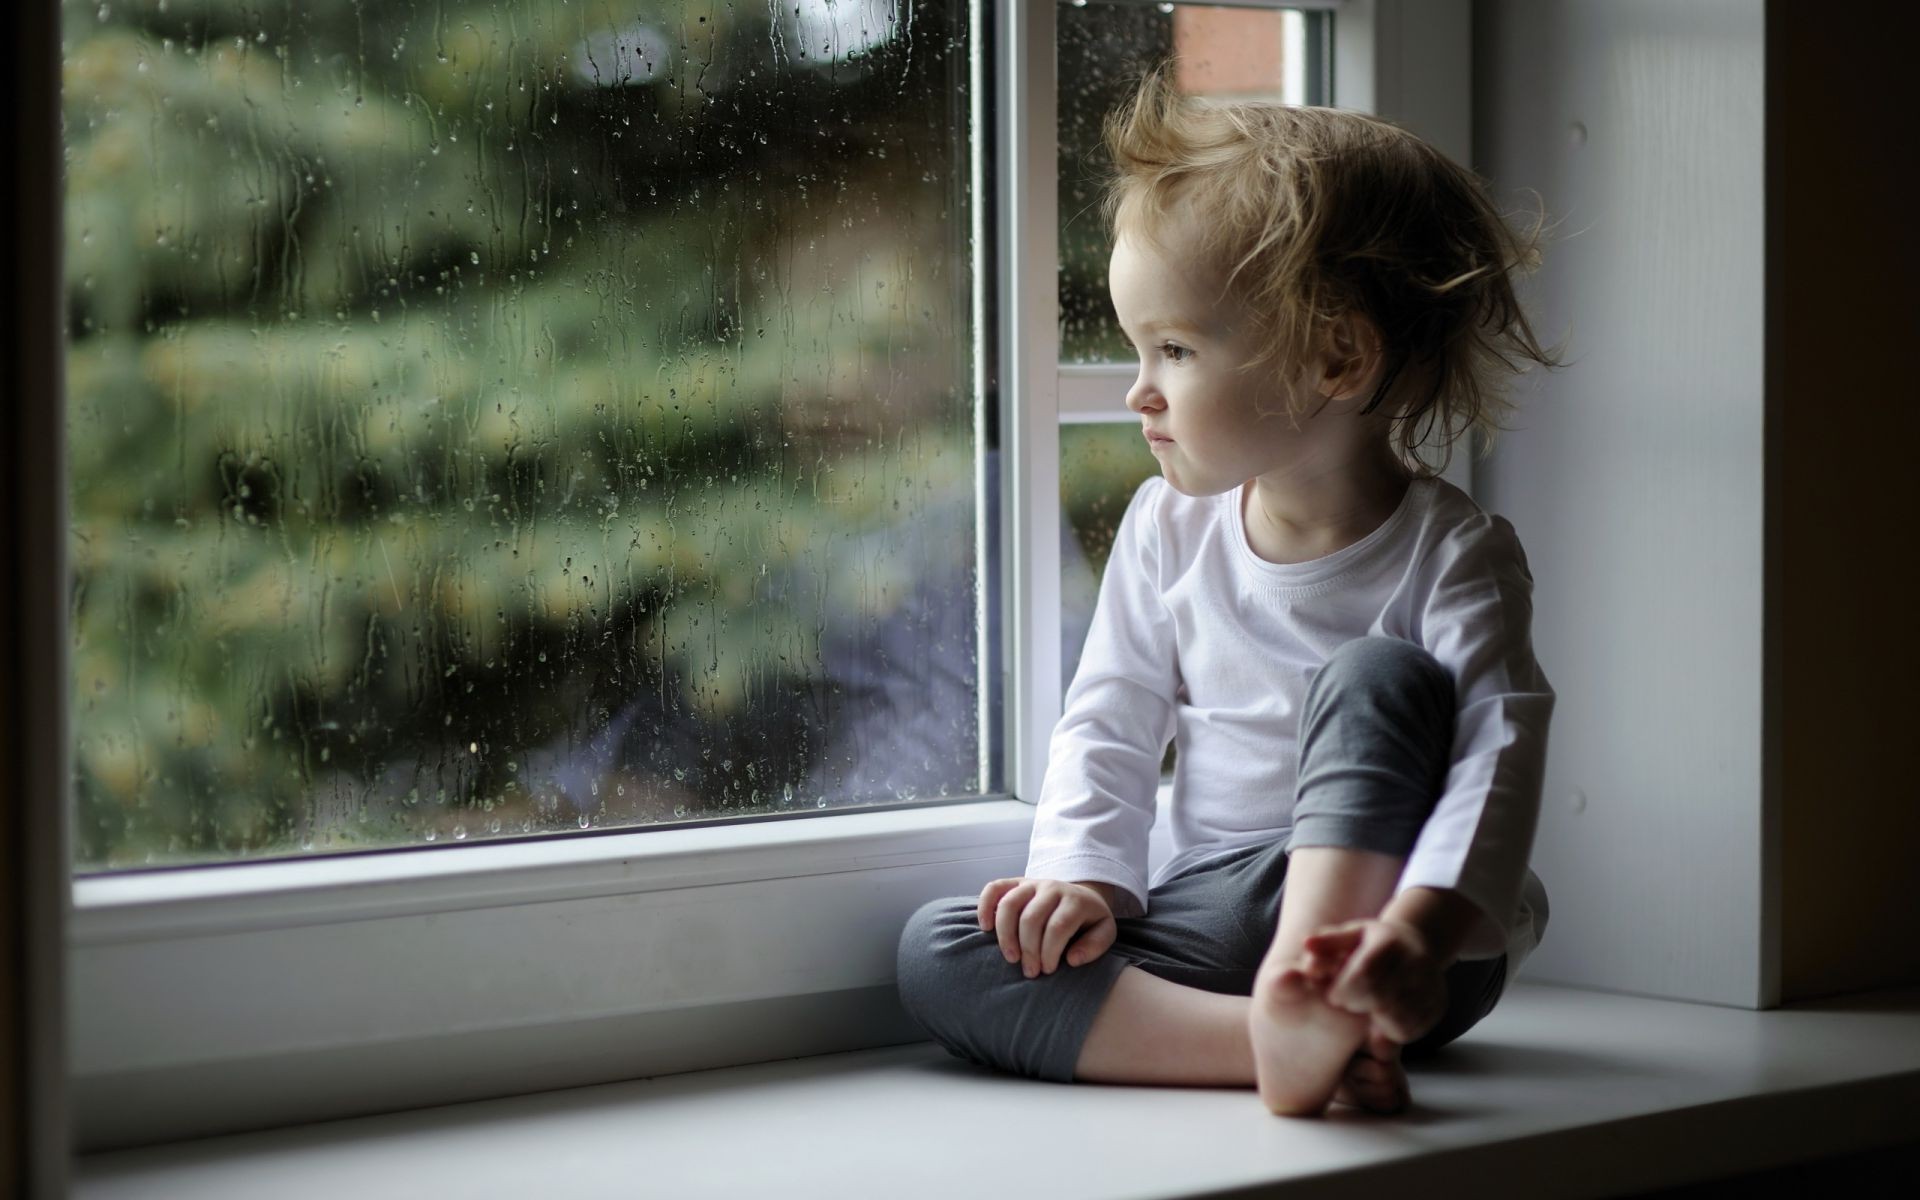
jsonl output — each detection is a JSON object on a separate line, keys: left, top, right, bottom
{"left": 1157, "top": 472, "right": 1231, "bottom": 499}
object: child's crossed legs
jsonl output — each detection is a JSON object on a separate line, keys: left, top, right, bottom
{"left": 896, "top": 637, "right": 1509, "bottom": 1113}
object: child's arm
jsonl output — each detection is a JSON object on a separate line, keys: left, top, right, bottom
{"left": 1392, "top": 512, "right": 1555, "bottom": 962}
{"left": 1022, "top": 479, "right": 1178, "bottom": 920}
{"left": 1303, "top": 514, "right": 1553, "bottom": 1045}
{"left": 983, "top": 464, "right": 1169, "bottom": 972}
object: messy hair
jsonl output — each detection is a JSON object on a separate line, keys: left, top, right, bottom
{"left": 1102, "top": 70, "right": 1559, "bottom": 474}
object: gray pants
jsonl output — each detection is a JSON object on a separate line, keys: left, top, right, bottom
{"left": 895, "top": 636, "right": 1512, "bottom": 1083}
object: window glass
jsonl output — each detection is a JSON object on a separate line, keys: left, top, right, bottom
{"left": 1058, "top": 422, "right": 1149, "bottom": 680}
{"left": 64, "top": 0, "right": 982, "bottom": 869}
{"left": 1057, "top": 1, "right": 1329, "bottom": 364}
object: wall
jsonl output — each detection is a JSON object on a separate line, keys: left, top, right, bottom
{"left": 1474, "top": 0, "right": 1768, "bottom": 1006}
{"left": 1766, "top": 3, "right": 1920, "bottom": 1002}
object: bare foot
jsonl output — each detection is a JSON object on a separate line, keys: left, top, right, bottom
{"left": 1248, "top": 961, "right": 1372, "bottom": 1116}
{"left": 1331, "top": 1030, "right": 1410, "bottom": 1115}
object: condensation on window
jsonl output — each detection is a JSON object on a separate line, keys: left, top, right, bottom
{"left": 64, "top": 0, "right": 982, "bottom": 869}
{"left": 1057, "top": 2, "right": 1326, "bottom": 364}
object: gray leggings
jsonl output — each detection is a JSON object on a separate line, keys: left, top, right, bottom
{"left": 895, "top": 636, "right": 1511, "bottom": 1083}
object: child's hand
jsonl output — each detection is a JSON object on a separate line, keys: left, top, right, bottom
{"left": 1300, "top": 917, "right": 1448, "bottom": 1046}
{"left": 976, "top": 878, "right": 1117, "bottom": 979}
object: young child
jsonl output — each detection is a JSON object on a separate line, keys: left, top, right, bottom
{"left": 897, "top": 73, "right": 1557, "bottom": 1117}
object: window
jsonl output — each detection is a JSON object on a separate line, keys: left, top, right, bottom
{"left": 64, "top": 0, "right": 1458, "bottom": 1150}
{"left": 65, "top": 0, "right": 988, "bottom": 870}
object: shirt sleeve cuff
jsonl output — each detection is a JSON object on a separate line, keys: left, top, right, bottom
{"left": 1393, "top": 870, "right": 1515, "bottom": 962}
{"left": 1023, "top": 855, "right": 1149, "bottom": 919}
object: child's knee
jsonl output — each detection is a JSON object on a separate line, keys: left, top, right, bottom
{"left": 896, "top": 894, "right": 1128, "bottom": 1082}
{"left": 895, "top": 895, "right": 992, "bottom": 1035}
{"left": 1310, "top": 636, "right": 1452, "bottom": 716}
{"left": 1290, "top": 637, "right": 1458, "bottom": 856}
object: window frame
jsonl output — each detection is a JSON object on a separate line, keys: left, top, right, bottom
{"left": 60, "top": 0, "right": 1471, "bottom": 1151}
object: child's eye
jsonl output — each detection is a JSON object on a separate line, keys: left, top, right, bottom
{"left": 1159, "top": 343, "right": 1193, "bottom": 364}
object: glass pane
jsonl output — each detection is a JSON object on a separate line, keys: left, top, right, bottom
{"left": 1058, "top": 422, "right": 1173, "bottom": 773}
{"left": 1058, "top": 2, "right": 1330, "bottom": 364}
{"left": 1060, "top": 422, "right": 1152, "bottom": 683}
{"left": 64, "top": 0, "right": 983, "bottom": 870}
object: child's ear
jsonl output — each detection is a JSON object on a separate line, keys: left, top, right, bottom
{"left": 1315, "top": 313, "right": 1386, "bottom": 406}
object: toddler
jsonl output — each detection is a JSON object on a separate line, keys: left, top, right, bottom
{"left": 897, "top": 72, "right": 1558, "bottom": 1117}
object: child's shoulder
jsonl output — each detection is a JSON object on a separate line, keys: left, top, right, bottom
{"left": 1413, "top": 477, "right": 1535, "bottom": 582}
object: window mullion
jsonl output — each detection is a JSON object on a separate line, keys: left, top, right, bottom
{"left": 999, "top": 0, "right": 1062, "bottom": 806}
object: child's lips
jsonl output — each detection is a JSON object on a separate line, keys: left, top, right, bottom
{"left": 1144, "top": 427, "right": 1173, "bottom": 445}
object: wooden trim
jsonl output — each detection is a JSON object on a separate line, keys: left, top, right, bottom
{"left": 5, "top": 0, "right": 70, "bottom": 1193}
{"left": 1768, "top": 3, "right": 1920, "bottom": 1003}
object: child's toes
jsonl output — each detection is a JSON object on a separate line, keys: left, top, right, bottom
{"left": 1364, "top": 1029, "right": 1399, "bottom": 1063}
{"left": 1274, "top": 965, "right": 1323, "bottom": 997}
{"left": 1300, "top": 951, "right": 1342, "bottom": 985}
{"left": 1334, "top": 1054, "right": 1410, "bottom": 1115}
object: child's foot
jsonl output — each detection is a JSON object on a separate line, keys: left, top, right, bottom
{"left": 1248, "top": 960, "right": 1371, "bottom": 1116}
{"left": 1331, "top": 1030, "right": 1410, "bottom": 1114}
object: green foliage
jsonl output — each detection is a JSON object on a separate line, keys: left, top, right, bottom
{"left": 66, "top": 0, "right": 978, "bottom": 866}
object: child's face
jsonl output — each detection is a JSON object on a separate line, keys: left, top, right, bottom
{"left": 1108, "top": 224, "right": 1317, "bottom": 498}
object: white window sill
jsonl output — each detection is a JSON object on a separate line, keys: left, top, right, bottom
{"left": 71, "top": 785, "right": 1187, "bottom": 1150}
{"left": 74, "top": 981, "right": 1920, "bottom": 1199}
{"left": 71, "top": 796, "right": 1047, "bottom": 1148}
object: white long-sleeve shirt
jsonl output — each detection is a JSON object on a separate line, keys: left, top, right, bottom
{"left": 1025, "top": 475, "right": 1553, "bottom": 968}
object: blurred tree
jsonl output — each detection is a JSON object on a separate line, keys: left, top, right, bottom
{"left": 65, "top": 0, "right": 985, "bottom": 866}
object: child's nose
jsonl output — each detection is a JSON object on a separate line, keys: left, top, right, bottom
{"left": 1124, "top": 373, "right": 1163, "bottom": 415}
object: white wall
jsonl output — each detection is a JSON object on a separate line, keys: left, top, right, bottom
{"left": 1474, "top": 0, "right": 1767, "bottom": 1006}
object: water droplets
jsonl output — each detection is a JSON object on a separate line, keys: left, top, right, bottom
{"left": 66, "top": 0, "right": 985, "bottom": 871}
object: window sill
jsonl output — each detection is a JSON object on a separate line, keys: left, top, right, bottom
{"left": 71, "top": 796, "right": 1049, "bottom": 1149}
{"left": 74, "top": 981, "right": 1920, "bottom": 1199}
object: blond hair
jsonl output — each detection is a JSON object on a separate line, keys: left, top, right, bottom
{"left": 1103, "top": 71, "right": 1558, "bottom": 473}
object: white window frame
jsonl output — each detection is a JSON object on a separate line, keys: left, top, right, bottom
{"left": 64, "top": 0, "right": 1470, "bottom": 1151}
